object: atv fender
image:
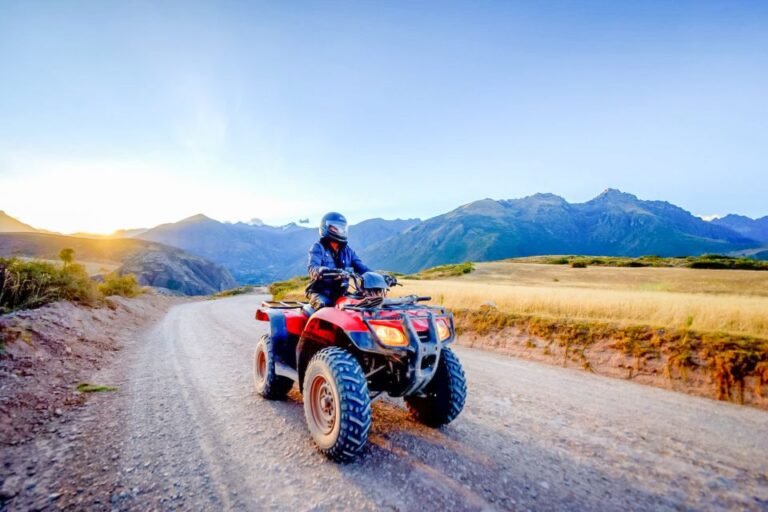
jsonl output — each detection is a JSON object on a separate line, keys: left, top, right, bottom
{"left": 256, "top": 309, "right": 289, "bottom": 345}
{"left": 295, "top": 312, "right": 364, "bottom": 388}
{"left": 255, "top": 308, "right": 303, "bottom": 380}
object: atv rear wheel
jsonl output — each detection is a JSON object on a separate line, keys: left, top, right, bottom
{"left": 253, "top": 335, "right": 293, "bottom": 400}
{"left": 405, "top": 347, "right": 467, "bottom": 427}
{"left": 303, "top": 347, "right": 371, "bottom": 462}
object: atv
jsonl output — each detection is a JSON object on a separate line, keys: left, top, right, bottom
{"left": 254, "top": 270, "right": 467, "bottom": 462}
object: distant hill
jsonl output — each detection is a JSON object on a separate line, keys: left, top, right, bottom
{"left": 712, "top": 214, "right": 768, "bottom": 244}
{"left": 136, "top": 215, "right": 419, "bottom": 284}
{"left": 0, "top": 233, "right": 236, "bottom": 295}
{"left": 362, "top": 189, "right": 760, "bottom": 273}
{"left": 0, "top": 211, "right": 41, "bottom": 233}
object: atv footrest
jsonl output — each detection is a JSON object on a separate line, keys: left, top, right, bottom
{"left": 261, "top": 300, "right": 308, "bottom": 309}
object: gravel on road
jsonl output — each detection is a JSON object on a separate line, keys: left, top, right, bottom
{"left": 2, "top": 294, "right": 767, "bottom": 511}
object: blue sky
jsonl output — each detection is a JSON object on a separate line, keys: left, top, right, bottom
{"left": 1, "top": 1, "right": 766, "bottom": 233}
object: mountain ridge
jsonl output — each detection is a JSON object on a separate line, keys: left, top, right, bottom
{"left": 3, "top": 190, "right": 765, "bottom": 283}
{"left": 362, "top": 190, "right": 760, "bottom": 273}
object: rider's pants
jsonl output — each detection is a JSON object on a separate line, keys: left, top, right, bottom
{"left": 308, "top": 292, "right": 335, "bottom": 310}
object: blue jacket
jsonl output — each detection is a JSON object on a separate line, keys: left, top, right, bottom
{"left": 306, "top": 240, "right": 371, "bottom": 296}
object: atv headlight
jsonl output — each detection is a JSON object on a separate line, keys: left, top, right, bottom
{"left": 372, "top": 324, "right": 408, "bottom": 347}
{"left": 436, "top": 319, "right": 451, "bottom": 341}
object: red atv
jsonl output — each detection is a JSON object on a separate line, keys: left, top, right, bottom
{"left": 254, "top": 270, "right": 467, "bottom": 462}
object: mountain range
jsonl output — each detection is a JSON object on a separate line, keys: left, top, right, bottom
{"left": 362, "top": 189, "right": 760, "bottom": 272}
{"left": 2, "top": 189, "right": 766, "bottom": 285}
{"left": 135, "top": 215, "right": 420, "bottom": 283}
{"left": 711, "top": 214, "right": 768, "bottom": 244}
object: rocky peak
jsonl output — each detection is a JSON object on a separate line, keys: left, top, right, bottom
{"left": 591, "top": 188, "right": 638, "bottom": 202}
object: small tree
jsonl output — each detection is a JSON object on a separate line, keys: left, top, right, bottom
{"left": 59, "top": 248, "right": 75, "bottom": 269}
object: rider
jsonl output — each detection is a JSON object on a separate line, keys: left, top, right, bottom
{"left": 306, "top": 212, "right": 372, "bottom": 310}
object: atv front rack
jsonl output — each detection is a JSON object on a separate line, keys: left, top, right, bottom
{"left": 344, "top": 301, "right": 455, "bottom": 395}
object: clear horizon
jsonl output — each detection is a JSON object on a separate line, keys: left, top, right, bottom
{"left": 2, "top": 1, "right": 767, "bottom": 233}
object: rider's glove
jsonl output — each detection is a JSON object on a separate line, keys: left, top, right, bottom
{"left": 383, "top": 274, "right": 398, "bottom": 287}
{"left": 312, "top": 266, "right": 329, "bottom": 280}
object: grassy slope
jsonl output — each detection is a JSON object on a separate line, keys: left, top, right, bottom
{"left": 393, "top": 261, "right": 768, "bottom": 405}
{"left": 397, "top": 261, "right": 768, "bottom": 337}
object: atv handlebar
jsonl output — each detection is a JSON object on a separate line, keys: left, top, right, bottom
{"left": 320, "top": 268, "right": 352, "bottom": 280}
{"left": 320, "top": 268, "right": 400, "bottom": 287}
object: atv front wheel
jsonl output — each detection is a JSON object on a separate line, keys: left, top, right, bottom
{"left": 303, "top": 347, "right": 371, "bottom": 462}
{"left": 405, "top": 347, "right": 467, "bottom": 427}
{"left": 253, "top": 335, "right": 293, "bottom": 400}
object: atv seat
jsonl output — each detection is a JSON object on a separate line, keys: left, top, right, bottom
{"left": 302, "top": 304, "right": 316, "bottom": 317}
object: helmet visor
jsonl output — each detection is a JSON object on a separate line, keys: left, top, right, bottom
{"left": 326, "top": 220, "right": 348, "bottom": 238}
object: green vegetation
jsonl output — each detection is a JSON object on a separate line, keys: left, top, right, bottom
{"left": 98, "top": 273, "right": 142, "bottom": 298}
{"left": 521, "top": 254, "right": 768, "bottom": 271}
{"left": 454, "top": 307, "right": 768, "bottom": 404}
{"left": 76, "top": 382, "right": 118, "bottom": 393}
{"left": 212, "top": 285, "right": 255, "bottom": 298}
{"left": 408, "top": 262, "right": 475, "bottom": 280}
{"left": 59, "top": 247, "right": 75, "bottom": 268}
{"left": 269, "top": 276, "right": 310, "bottom": 300}
{"left": 0, "top": 251, "right": 143, "bottom": 314}
{"left": 0, "top": 257, "right": 99, "bottom": 313}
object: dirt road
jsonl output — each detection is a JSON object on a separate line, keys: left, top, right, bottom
{"left": 3, "top": 294, "right": 767, "bottom": 511}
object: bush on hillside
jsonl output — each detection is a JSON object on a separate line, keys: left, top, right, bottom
{"left": 98, "top": 273, "right": 143, "bottom": 298}
{"left": 212, "top": 285, "right": 255, "bottom": 298}
{"left": 409, "top": 262, "right": 475, "bottom": 280}
{"left": 269, "top": 276, "right": 310, "bottom": 300}
{"left": 0, "top": 257, "right": 99, "bottom": 313}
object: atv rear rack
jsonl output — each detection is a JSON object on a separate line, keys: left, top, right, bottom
{"left": 260, "top": 300, "right": 308, "bottom": 309}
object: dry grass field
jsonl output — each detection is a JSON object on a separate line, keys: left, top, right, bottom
{"left": 396, "top": 262, "right": 768, "bottom": 338}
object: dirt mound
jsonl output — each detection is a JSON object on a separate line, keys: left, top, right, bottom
{"left": 0, "top": 292, "right": 186, "bottom": 446}
{"left": 457, "top": 327, "right": 768, "bottom": 410}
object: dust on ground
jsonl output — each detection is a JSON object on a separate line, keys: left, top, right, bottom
{"left": 0, "top": 292, "right": 187, "bottom": 446}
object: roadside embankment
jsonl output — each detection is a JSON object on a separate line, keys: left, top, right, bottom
{"left": 0, "top": 291, "right": 187, "bottom": 446}
{"left": 454, "top": 307, "right": 768, "bottom": 409}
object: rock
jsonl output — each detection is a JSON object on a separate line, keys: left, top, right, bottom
{"left": 0, "top": 475, "right": 22, "bottom": 499}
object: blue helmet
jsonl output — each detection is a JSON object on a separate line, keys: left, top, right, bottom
{"left": 319, "top": 212, "right": 348, "bottom": 243}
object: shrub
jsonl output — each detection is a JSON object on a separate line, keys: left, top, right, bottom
{"left": 99, "top": 273, "right": 142, "bottom": 298}
{"left": 410, "top": 262, "right": 475, "bottom": 279}
{"left": 212, "top": 285, "right": 255, "bottom": 298}
{"left": 269, "top": 276, "right": 310, "bottom": 300}
{"left": 0, "top": 258, "right": 99, "bottom": 313}
{"left": 570, "top": 261, "right": 587, "bottom": 268}
{"left": 59, "top": 248, "right": 75, "bottom": 268}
